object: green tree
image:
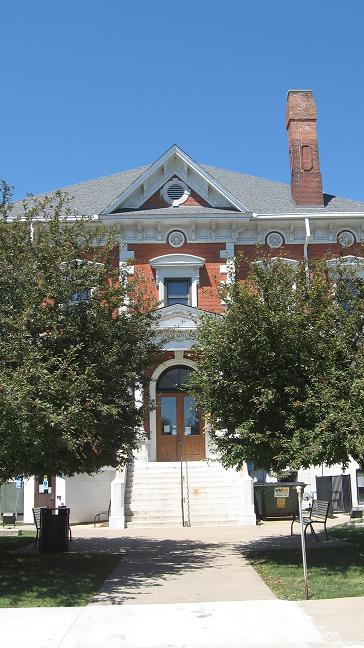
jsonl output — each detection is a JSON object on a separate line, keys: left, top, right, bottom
{"left": 189, "top": 255, "right": 364, "bottom": 474}
{"left": 0, "top": 184, "right": 159, "bottom": 481}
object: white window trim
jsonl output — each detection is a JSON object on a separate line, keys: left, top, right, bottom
{"left": 252, "top": 257, "right": 299, "bottom": 268}
{"left": 150, "top": 254, "right": 205, "bottom": 308}
{"left": 327, "top": 256, "right": 364, "bottom": 280}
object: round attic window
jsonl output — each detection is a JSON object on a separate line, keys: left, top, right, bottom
{"left": 337, "top": 230, "right": 355, "bottom": 247}
{"left": 266, "top": 231, "right": 284, "bottom": 249}
{"left": 161, "top": 179, "right": 190, "bottom": 206}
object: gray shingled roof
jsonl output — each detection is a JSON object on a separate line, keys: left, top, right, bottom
{"left": 12, "top": 163, "right": 364, "bottom": 217}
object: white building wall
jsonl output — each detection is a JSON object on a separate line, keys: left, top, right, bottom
{"left": 297, "top": 459, "right": 360, "bottom": 506}
{"left": 64, "top": 469, "right": 115, "bottom": 524}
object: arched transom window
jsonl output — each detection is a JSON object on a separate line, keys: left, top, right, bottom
{"left": 156, "top": 365, "right": 192, "bottom": 392}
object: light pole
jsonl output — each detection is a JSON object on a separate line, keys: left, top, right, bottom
{"left": 296, "top": 485, "right": 309, "bottom": 599}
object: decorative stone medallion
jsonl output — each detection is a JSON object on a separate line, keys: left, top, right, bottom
{"left": 266, "top": 231, "right": 284, "bottom": 249}
{"left": 167, "top": 230, "right": 186, "bottom": 248}
{"left": 337, "top": 230, "right": 355, "bottom": 247}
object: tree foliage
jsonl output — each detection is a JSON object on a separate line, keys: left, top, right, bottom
{"left": 0, "top": 185, "right": 159, "bottom": 481}
{"left": 189, "top": 255, "right": 364, "bottom": 473}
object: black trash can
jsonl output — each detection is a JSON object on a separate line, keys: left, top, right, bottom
{"left": 39, "top": 507, "right": 70, "bottom": 553}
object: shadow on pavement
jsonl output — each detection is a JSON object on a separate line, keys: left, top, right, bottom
{"left": 68, "top": 535, "right": 230, "bottom": 604}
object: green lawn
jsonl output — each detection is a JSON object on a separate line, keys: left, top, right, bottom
{"left": 244, "top": 524, "right": 364, "bottom": 601}
{"left": 0, "top": 535, "right": 121, "bottom": 607}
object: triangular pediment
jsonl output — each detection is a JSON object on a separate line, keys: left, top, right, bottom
{"left": 100, "top": 145, "right": 248, "bottom": 214}
{"left": 154, "top": 304, "right": 206, "bottom": 330}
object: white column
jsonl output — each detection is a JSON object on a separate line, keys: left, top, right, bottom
{"left": 109, "top": 468, "right": 127, "bottom": 529}
{"left": 238, "top": 463, "right": 256, "bottom": 525}
{"left": 191, "top": 269, "right": 199, "bottom": 307}
{"left": 23, "top": 476, "right": 34, "bottom": 523}
{"left": 133, "top": 385, "right": 148, "bottom": 462}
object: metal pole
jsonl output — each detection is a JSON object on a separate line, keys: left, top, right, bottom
{"left": 296, "top": 485, "right": 309, "bottom": 599}
{"left": 180, "top": 440, "right": 185, "bottom": 527}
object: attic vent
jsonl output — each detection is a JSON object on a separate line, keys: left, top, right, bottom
{"left": 161, "top": 179, "right": 191, "bottom": 206}
{"left": 167, "top": 183, "right": 185, "bottom": 200}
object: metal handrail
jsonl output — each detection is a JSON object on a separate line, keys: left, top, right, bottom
{"left": 179, "top": 438, "right": 185, "bottom": 526}
{"left": 184, "top": 459, "right": 191, "bottom": 527}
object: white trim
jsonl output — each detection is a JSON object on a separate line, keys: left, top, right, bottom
{"left": 150, "top": 254, "right": 205, "bottom": 308}
{"left": 326, "top": 255, "right": 364, "bottom": 269}
{"left": 150, "top": 253, "right": 205, "bottom": 268}
{"left": 253, "top": 257, "right": 299, "bottom": 267}
{"left": 100, "top": 145, "right": 248, "bottom": 214}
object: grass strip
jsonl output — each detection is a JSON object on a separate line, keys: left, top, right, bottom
{"left": 244, "top": 524, "right": 364, "bottom": 600}
{"left": 0, "top": 535, "right": 121, "bottom": 607}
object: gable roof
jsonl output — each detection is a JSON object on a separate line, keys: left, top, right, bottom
{"left": 11, "top": 152, "right": 364, "bottom": 218}
{"left": 100, "top": 145, "right": 248, "bottom": 214}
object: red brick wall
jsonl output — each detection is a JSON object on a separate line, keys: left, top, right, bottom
{"left": 129, "top": 243, "right": 225, "bottom": 312}
{"left": 235, "top": 243, "right": 364, "bottom": 278}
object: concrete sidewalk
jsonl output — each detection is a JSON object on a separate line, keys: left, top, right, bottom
{"left": 2, "top": 517, "right": 363, "bottom": 646}
{"left": 65, "top": 516, "right": 348, "bottom": 605}
{"left": 1, "top": 598, "right": 363, "bottom": 647}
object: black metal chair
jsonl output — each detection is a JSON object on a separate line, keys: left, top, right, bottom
{"left": 93, "top": 501, "right": 111, "bottom": 527}
{"left": 291, "top": 499, "right": 330, "bottom": 541}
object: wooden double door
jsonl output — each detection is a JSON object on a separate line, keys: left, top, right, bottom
{"left": 157, "top": 392, "right": 205, "bottom": 462}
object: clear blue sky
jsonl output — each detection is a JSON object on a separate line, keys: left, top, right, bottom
{"left": 2, "top": 1, "right": 364, "bottom": 202}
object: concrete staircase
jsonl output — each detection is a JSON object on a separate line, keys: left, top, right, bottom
{"left": 124, "top": 461, "right": 248, "bottom": 528}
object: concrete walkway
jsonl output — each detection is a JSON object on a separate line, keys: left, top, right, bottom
{"left": 2, "top": 516, "right": 363, "bottom": 646}
{"left": 1, "top": 598, "right": 363, "bottom": 647}
{"left": 65, "top": 515, "right": 347, "bottom": 605}
{"left": 82, "top": 528, "right": 275, "bottom": 605}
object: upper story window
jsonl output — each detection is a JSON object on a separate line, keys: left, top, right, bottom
{"left": 70, "top": 288, "right": 90, "bottom": 304}
{"left": 165, "top": 279, "right": 191, "bottom": 306}
{"left": 59, "top": 259, "right": 103, "bottom": 307}
{"left": 150, "top": 254, "right": 205, "bottom": 309}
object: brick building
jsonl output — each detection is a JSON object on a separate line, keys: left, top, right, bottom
{"left": 12, "top": 90, "right": 364, "bottom": 527}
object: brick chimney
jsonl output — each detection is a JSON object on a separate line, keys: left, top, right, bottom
{"left": 286, "top": 90, "right": 324, "bottom": 206}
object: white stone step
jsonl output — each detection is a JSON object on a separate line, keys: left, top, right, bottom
{"left": 124, "top": 461, "right": 250, "bottom": 528}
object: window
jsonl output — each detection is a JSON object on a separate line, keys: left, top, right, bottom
{"left": 157, "top": 366, "right": 192, "bottom": 391}
{"left": 70, "top": 288, "right": 90, "bottom": 304}
{"left": 165, "top": 278, "right": 191, "bottom": 306}
{"left": 150, "top": 253, "right": 205, "bottom": 309}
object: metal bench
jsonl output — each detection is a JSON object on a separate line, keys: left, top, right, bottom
{"left": 350, "top": 506, "right": 363, "bottom": 524}
{"left": 2, "top": 512, "right": 16, "bottom": 527}
{"left": 94, "top": 501, "right": 111, "bottom": 527}
{"left": 32, "top": 507, "right": 46, "bottom": 547}
{"left": 291, "top": 499, "right": 330, "bottom": 541}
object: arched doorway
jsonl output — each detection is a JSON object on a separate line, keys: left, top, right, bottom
{"left": 156, "top": 365, "right": 205, "bottom": 462}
